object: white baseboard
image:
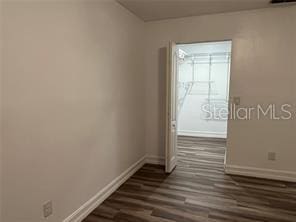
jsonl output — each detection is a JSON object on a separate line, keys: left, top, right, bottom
{"left": 178, "top": 130, "right": 227, "bottom": 139}
{"left": 63, "top": 155, "right": 146, "bottom": 222}
{"left": 145, "top": 155, "right": 165, "bottom": 165}
{"left": 225, "top": 164, "right": 296, "bottom": 182}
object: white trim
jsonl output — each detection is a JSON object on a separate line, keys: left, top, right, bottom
{"left": 225, "top": 164, "right": 296, "bottom": 182}
{"left": 145, "top": 155, "right": 165, "bottom": 165}
{"left": 178, "top": 130, "right": 226, "bottom": 138}
{"left": 63, "top": 155, "right": 147, "bottom": 222}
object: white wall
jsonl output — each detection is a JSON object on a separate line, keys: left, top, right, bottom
{"left": 2, "top": 3, "right": 296, "bottom": 221}
{"left": 177, "top": 42, "right": 231, "bottom": 138}
{"left": 144, "top": 6, "right": 296, "bottom": 173}
{"left": 0, "top": 2, "right": 2, "bottom": 220}
{"left": 1, "top": 1, "right": 145, "bottom": 222}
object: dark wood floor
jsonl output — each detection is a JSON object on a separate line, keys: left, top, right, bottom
{"left": 83, "top": 136, "right": 296, "bottom": 222}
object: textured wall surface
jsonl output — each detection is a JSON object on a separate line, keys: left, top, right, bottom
{"left": 144, "top": 6, "right": 296, "bottom": 173}
{"left": 1, "top": 1, "right": 145, "bottom": 221}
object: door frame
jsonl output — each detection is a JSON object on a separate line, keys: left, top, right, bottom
{"left": 165, "top": 39, "right": 234, "bottom": 171}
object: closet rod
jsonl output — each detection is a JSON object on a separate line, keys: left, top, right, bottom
{"left": 180, "top": 62, "right": 230, "bottom": 64}
{"left": 183, "top": 52, "right": 230, "bottom": 58}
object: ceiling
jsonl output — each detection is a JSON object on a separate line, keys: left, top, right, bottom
{"left": 117, "top": 0, "right": 273, "bottom": 22}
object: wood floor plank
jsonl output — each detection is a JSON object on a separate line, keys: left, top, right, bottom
{"left": 83, "top": 136, "right": 296, "bottom": 222}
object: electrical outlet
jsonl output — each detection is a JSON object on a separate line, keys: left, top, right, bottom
{"left": 233, "top": 97, "right": 241, "bottom": 105}
{"left": 268, "top": 152, "right": 276, "bottom": 161}
{"left": 43, "top": 201, "right": 53, "bottom": 218}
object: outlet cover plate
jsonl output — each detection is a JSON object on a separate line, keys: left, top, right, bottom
{"left": 43, "top": 201, "right": 53, "bottom": 218}
{"left": 268, "top": 152, "right": 276, "bottom": 161}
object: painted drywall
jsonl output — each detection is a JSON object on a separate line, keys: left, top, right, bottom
{"left": 1, "top": 1, "right": 145, "bottom": 221}
{"left": 144, "top": 6, "right": 296, "bottom": 173}
{"left": 177, "top": 42, "right": 231, "bottom": 138}
{"left": 0, "top": 2, "right": 2, "bottom": 221}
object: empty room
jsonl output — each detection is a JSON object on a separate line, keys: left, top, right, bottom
{"left": 1, "top": 1, "right": 296, "bottom": 222}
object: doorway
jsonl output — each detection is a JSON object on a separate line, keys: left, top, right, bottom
{"left": 165, "top": 41, "right": 232, "bottom": 173}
